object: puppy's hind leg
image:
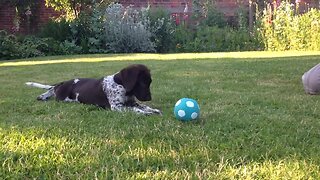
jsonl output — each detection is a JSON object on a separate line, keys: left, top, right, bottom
{"left": 37, "top": 88, "right": 55, "bottom": 101}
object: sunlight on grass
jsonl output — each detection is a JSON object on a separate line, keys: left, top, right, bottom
{"left": 0, "top": 128, "right": 104, "bottom": 170}
{"left": 1, "top": 51, "right": 320, "bottom": 67}
{"left": 221, "top": 159, "right": 320, "bottom": 179}
{"left": 132, "top": 170, "right": 197, "bottom": 179}
{"left": 130, "top": 159, "right": 320, "bottom": 179}
{"left": 129, "top": 158, "right": 320, "bottom": 179}
{"left": 6, "top": 124, "right": 316, "bottom": 179}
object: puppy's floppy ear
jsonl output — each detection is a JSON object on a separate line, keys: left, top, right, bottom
{"left": 114, "top": 65, "right": 140, "bottom": 92}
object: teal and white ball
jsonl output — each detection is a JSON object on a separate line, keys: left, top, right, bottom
{"left": 174, "top": 98, "right": 200, "bottom": 121}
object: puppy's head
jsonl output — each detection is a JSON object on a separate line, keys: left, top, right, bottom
{"left": 114, "top": 64, "right": 152, "bottom": 101}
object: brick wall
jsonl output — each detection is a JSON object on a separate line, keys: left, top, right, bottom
{"left": 1, "top": 0, "right": 317, "bottom": 34}
{"left": 37, "top": 0, "right": 61, "bottom": 30}
{"left": 292, "top": 0, "right": 319, "bottom": 13}
{"left": 119, "top": 0, "right": 192, "bottom": 25}
{"left": 120, "top": 0, "right": 192, "bottom": 14}
{"left": 119, "top": 0, "right": 248, "bottom": 17}
{"left": 119, "top": 0, "right": 248, "bottom": 25}
{"left": 119, "top": 0, "right": 319, "bottom": 21}
{"left": 216, "top": 0, "right": 247, "bottom": 17}
{"left": 0, "top": 0, "right": 60, "bottom": 34}
{"left": 0, "top": 4, "right": 16, "bottom": 33}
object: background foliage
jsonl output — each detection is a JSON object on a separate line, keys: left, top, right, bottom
{"left": 44, "top": 0, "right": 113, "bottom": 19}
{"left": 104, "top": 3, "right": 156, "bottom": 53}
{"left": 1, "top": 1, "right": 320, "bottom": 60}
{"left": 258, "top": 2, "right": 320, "bottom": 51}
{"left": 147, "top": 7, "right": 176, "bottom": 53}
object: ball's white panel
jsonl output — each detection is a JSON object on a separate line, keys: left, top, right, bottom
{"left": 175, "top": 99, "right": 182, "bottom": 107}
{"left": 191, "top": 112, "right": 198, "bottom": 119}
{"left": 186, "top": 101, "right": 194, "bottom": 108}
{"left": 178, "top": 110, "right": 186, "bottom": 117}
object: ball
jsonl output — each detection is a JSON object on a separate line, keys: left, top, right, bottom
{"left": 174, "top": 98, "right": 200, "bottom": 121}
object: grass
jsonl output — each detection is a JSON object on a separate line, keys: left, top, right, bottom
{"left": 1, "top": 51, "right": 320, "bottom": 179}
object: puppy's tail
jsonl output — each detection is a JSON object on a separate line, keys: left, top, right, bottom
{"left": 25, "top": 82, "right": 53, "bottom": 90}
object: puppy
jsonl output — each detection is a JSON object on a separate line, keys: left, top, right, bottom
{"left": 26, "top": 64, "right": 162, "bottom": 115}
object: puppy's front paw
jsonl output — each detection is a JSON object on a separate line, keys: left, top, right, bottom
{"left": 153, "top": 109, "right": 163, "bottom": 116}
{"left": 37, "top": 95, "right": 48, "bottom": 101}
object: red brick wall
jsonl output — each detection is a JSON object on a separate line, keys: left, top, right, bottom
{"left": 38, "top": 0, "right": 61, "bottom": 29}
{"left": 119, "top": 0, "right": 192, "bottom": 25}
{"left": 1, "top": 0, "right": 317, "bottom": 34}
{"left": 0, "top": 0, "right": 60, "bottom": 34}
{"left": 0, "top": 4, "right": 16, "bottom": 33}
{"left": 119, "top": 0, "right": 249, "bottom": 17}
{"left": 119, "top": 0, "right": 319, "bottom": 17}
{"left": 120, "top": 0, "right": 192, "bottom": 14}
{"left": 216, "top": 0, "right": 248, "bottom": 17}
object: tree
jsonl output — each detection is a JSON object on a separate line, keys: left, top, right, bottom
{"left": 44, "top": 0, "right": 114, "bottom": 19}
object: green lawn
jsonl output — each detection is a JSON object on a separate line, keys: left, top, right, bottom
{"left": 1, "top": 52, "right": 320, "bottom": 179}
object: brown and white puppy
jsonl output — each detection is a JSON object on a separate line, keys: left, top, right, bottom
{"left": 26, "top": 64, "right": 162, "bottom": 115}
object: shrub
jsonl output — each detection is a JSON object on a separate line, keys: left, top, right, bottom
{"left": 39, "top": 4, "right": 107, "bottom": 54}
{"left": 171, "top": 2, "right": 262, "bottom": 53}
{"left": 147, "top": 7, "right": 176, "bottom": 53}
{"left": 19, "top": 36, "right": 45, "bottom": 57}
{"left": 258, "top": 2, "right": 320, "bottom": 51}
{"left": 173, "top": 25, "right": 195, "bottom": 52}
{"left": 200, "top": 5, "right": 227, "bottom": 28}
{"left": 0, "top": 31, "right": 46, "bottom": 60}
{"left": 29, "top": 37, "right": 81, "bottom": 56}
{"left": 0, "top": 30, "right": 80, "bottom": 60}
{"left": 172, "top": 25, "right": 260, "bottom": 52}
{"left": 105, "top": 3, "right": 155, "bottom": 53}
{"left": 69, "top": 5, "right": 107, "bottom": 54}
{"left": 0, "top": 30, "right": 21, "bottom": 60}
{"left": 39, "top": 19, "right": 72, "bottom": 42}
{"left": 87, "top": 5, "right": 107, "bottom": 53}
{"left": 60, "top": 40, "right": 83, "bottom": 54}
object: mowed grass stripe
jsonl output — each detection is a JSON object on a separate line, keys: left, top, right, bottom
{"left": 1, "top": 51, "right": 320, "bottom": 67}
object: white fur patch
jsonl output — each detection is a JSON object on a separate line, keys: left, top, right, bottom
{"left": 64, "top": 93, "right": 80, "bottom": 103}
{"left": 26, "top": 82, "right": 53, "bottom": 90}
{"left": 75, "top": 93, "right": 79, "bottom": 101}
{"left": 38, "top": 89, "right": 55, "bottom": 100}
{"left": 74, "top": 79, "right": 80, "bottom": 84}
